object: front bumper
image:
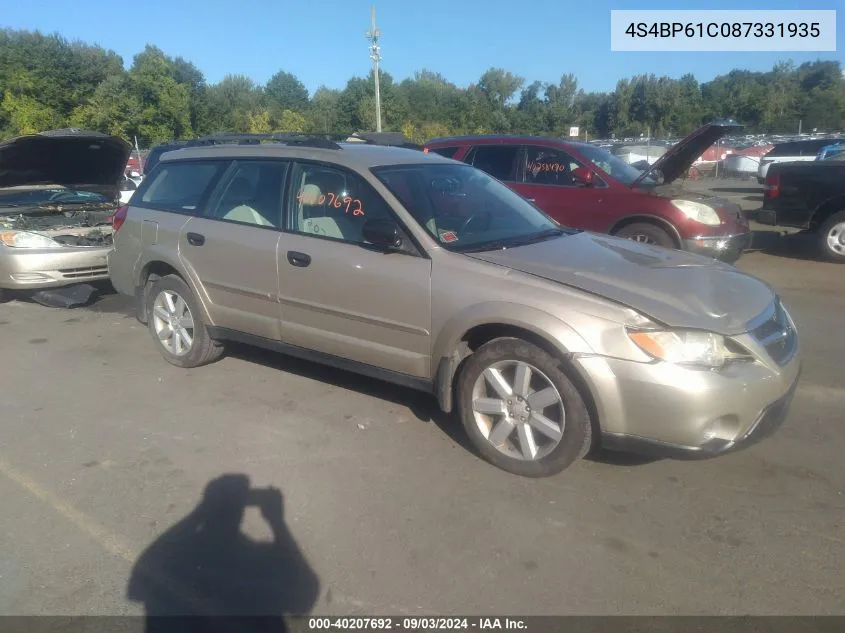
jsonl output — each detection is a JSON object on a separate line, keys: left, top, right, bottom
{"left": 682, "top": 232, "right": 752, "bottom": 263}
{"left": 575, "top": 331, "right": 801, "bottom": 459}
{"left": 0, "top": 245, "right": 111, "bottom": 290}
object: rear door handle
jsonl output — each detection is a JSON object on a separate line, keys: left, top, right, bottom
{"left": 287, "top": 251, "right": 311, "bottom": 267}
{"left": 186, "top": 232, "right": 205, "bottom": 246}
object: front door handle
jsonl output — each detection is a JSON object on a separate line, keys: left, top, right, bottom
{"left": 287, "top": 251, "right": 311, "bottom": 267}
{"left": 526, "top": 198, "right": 536, "bottom": 202}
{"left": 186, "top": 232, "right": 205, "bottom": 246}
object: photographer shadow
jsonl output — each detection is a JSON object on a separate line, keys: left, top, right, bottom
{"left": 127, "top": 474, "right": 320, "bottom": 633}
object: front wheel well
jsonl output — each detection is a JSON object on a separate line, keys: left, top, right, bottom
{"left": 439, "top": 323, "right": 602, "bottom": 445}
{"left": 136, "top": 261, "right": 183, "bottom": 323}
{"left": 609, "top": 215, "right": 682, "bottom": 248}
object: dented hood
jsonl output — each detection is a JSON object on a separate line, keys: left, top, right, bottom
{"left": 0, "top": 129, "right": 131, "bottom": 200}
{"left": 467, "top": 232, "right": 774, "bottom": 336}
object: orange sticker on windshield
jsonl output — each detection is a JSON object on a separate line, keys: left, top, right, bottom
{"left": 440, "top": 231, "right": 458, "bottom": 243}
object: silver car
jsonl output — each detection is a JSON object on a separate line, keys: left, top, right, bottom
{"left": 108, "top": 134, "right": 801, "bottom": 477}
{"left": 0, "top": 129, "right": 130, "bottom": 302}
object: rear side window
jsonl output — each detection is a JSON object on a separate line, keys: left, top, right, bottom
{"left": 138, "top": 161, "right": 222, "bottom": 213}
{"left": 465, "top": 145, "right": 520, "bottom": 181}
{"left": 428, "top": 146, "right": 460, "bottom": 159}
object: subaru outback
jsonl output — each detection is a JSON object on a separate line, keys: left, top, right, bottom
{"left": 108, "top": 133, "right": 801, "bottom": 477}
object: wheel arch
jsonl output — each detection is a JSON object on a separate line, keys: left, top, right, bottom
{"left": 432, "top": 304, "right": 602, "bottom": 439}
{"left": 809, "top": 195, "right": 845, "bottom": 230}
{"left": 135, "top": 256, "right": 213, "bottom": 326}
{"left": 608, "top": 214, "right": 683, "bottom": 248}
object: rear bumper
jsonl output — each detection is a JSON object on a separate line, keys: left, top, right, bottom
{"left": 682, "top": 232, "right": 752, "bottom": 263}
{"left": 0, "top": 245, "right": 111, "bottom": 290}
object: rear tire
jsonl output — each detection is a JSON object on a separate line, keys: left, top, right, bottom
{"left": 818, "top": 210, "right": 845, "bottom": 263}
{"left": 613, "top": 222, "right": 676, "bottom": 248}
{"left": 146, "top": 274, "right": 224, "bottom": 368}
{"left": 457, "top": 337, "right": 592, "bottom": 477}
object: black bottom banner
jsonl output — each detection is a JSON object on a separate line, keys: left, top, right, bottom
{"left": 0, "top": 617, "right": 843, "bottom": 633}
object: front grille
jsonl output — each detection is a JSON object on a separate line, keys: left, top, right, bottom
{"left": 750, "top": 300, "right": 797, "bottom": 366}
{"left": 58, "top": 266, "right": 109, "bottom": 280}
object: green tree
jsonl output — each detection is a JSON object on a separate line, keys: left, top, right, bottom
{"left": 264, "top": 70, "right": 309, "bottom": 112}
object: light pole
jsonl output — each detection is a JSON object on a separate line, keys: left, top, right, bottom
{"left": 365, "top": 5, "right": 382, "bottom": 132}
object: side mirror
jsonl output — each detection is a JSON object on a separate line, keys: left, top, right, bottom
{"left": 572, "top": 166, "right": 594, "bottom": 186}
{"left": 362, "top": 218, "right": 402, "bottom": 249}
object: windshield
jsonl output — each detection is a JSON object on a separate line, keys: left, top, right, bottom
{"left": 372, "top": 163, "right": 565, "bottom": 252}
{"left": 576, "top": 144, "right": 655, "bottom": 187}
{"left": 0, "top": 187, "right": 109, "bottom": 208}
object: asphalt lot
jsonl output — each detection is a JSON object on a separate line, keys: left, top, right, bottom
{"left": 1, "top": 181, "right": 843, "bottom": 617}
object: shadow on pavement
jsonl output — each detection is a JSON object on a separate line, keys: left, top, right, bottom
{"left": 747, "top": 229, "right": 825, "bottom": 262}
{"left": 227, "top": 344, "right": 478, "bottom": 458}
{"left": 2, "top": 280, "right": 136, "bottom": 316}
{"left": 127, "top": 474, "right": 319, "bottom": 633}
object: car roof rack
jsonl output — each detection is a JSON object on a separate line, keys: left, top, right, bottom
{"left": 347, "top": 131, "right": 422, "bottom": 150}
{"left": 185, "top": 133, "right": 342, "bottom": 150}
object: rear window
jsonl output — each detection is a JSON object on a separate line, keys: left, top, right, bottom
{"left": 137, "top": 161, "right": 223, "bottom": 213}
{"left": 767, "top": 139, "right": 840, "bottom": 157}
{"left": 427, "top": 146, "right": 460, "bottom": 159}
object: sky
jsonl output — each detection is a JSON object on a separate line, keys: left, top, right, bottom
{"left": 3, "top": 0, "right": 843, "bottom": 95}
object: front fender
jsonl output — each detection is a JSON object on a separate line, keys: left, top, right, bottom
{"left": 432, "top": 302, "right": 594, "bottom": 412}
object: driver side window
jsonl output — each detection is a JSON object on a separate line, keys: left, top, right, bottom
{"left": 287, "top": 163, "right": 394, "bottom": 245}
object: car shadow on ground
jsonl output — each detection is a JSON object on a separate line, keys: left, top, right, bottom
{"left": 227, "top": 344, "right": 662, "bottom": 469}
{"left": 747, "top": 229, "right": 826, "bottom": 262}
{"left": 127, "top": 473, "right": 319, "bottom": 632}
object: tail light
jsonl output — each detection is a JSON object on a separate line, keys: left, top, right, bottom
{"left": 423, "top": 147, "right": 430, "bottom": 153}
{"left": 763, "top": 172, "right": 780, "bottom": 198}
{"left": 112, "top": 205, "right": 129, "bottom": 231}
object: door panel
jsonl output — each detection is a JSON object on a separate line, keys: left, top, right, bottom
{"left": 176, "top": 160, "right": 289, "bottom": 340}
{"left": 277, "top": 235, "right": 432, "bottom": 377}
{"left": 510, "top": 145, "right": 609, "bottom": 231}
{"left": 278, "top": 161, "right": 432, "bottom": 378}
{"left": 179, "top": 218, "right": 282, "bottom": 340}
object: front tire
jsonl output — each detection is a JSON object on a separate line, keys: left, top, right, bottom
{"left": 457, "top": 338, "right": 592, "bottom": 477}
{"left": 819, "top": 210, "right": 845, "bottom": 263}
{"left": 613, "top": 222, "right": 676, "bottom": 248}
{"left": 146, "top": 274, "right": 224, "bottom": 368}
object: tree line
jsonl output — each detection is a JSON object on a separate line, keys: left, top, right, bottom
{"left": 2, "top": 28, "right": 844, "bottom": 148}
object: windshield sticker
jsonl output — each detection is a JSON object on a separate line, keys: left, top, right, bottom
{"left": 439, "top": 230, "right": 458, "bottom": 243}
{"left": 296, "top": 190, "right": 364, "bottom": 216}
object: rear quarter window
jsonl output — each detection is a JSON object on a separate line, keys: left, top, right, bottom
{"left": 136, "top": 161, "right": 223, "bottom": 213}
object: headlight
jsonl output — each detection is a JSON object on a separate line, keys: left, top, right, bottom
{"left": 671, "top": 199, "right": 721, "bottom": 226}
{"left": 0, "top": 231, "right": 62, "bottom": 248}
{"left": 627, "top": 329, "right": 750, "bottom": 368}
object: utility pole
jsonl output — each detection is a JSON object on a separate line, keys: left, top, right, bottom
{"left": 365, "top": 5, "right": 382, "bottom": 132}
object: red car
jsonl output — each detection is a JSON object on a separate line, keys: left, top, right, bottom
{"left": 424, "top": 122, "right": 751, "bottom": 263}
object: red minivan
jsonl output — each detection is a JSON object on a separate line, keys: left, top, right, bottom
{"left": 424, "top": 122, "right": 751, "bottom": 263}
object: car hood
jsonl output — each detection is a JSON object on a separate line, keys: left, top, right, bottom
{"left": 0, "top": 128, "right": 131, "bottom": 200}
{"left": 466, "top": 232, "right": 773, "bottom": 335}
{"left": 633, "top": 121, "right": 743, "bottom": 187}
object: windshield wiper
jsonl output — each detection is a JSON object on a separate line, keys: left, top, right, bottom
{"left": 462, "top": 228, "right": 568, "bottom": 252}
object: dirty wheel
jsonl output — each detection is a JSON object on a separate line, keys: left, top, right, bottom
{"left": 146, "top": 274, "right": 224, "bottom": 368}
{"left": 614, "top": 222, "right": 675, "bottom": 249}
{"left": 457, "top": 337, "right": 592, "bottom": 477}
{"left": 819, "top": 210, "right": 845, "bottom": 263}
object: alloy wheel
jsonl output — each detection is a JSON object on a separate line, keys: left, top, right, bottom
{"left": 152, "top": 290, "right": 195, "bottom": 356}
{"left": 470, "top": 360, "right": 566, "bottom": 461}
{"left": 825, "top": 221, "right": 845, "bottom": 256}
